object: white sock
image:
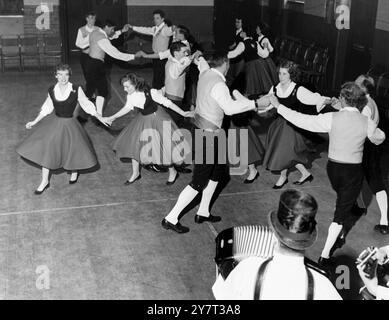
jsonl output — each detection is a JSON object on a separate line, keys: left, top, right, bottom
{"left": 376, "top": 191, "right": 389, "bottom": 226}
{"left": 165, "top": 186, "right": 199, "bottom": 225}
{"left": 197, "top": 180, "right": 219, "bottom": 217}
{"left": 321, "top": 223, "right": 343, "bottom": 258}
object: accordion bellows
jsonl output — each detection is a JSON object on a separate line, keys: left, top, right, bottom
{"left": 215, "top": 225, "right": 278, "bottom": 265}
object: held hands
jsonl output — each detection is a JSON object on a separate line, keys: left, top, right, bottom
{"left": 331, "top": 97, "right": 342, "bottom": 110}
{"left": 182, "top": 111, "right": 195, "bottom": 118}
{"left": 357, "top": 263, "right": 379, "bottom": 296}
{"left": 122, "top": 24, "right": 132, "bottom": 33}
{"left": 26, "top": 121, "right": 36, "bottom": 130}
{"left": 95, "top": 114, "right": 111, "bottom": 127}
{"left": 268, "top": 94, "right": 280, "bottom": 108}
{"left": 135, "top": 51, "right": 145, "bottom": 58}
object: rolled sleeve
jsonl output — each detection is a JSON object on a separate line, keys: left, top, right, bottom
{"left": 97, "top": 39, "right": 135, "bottom": 61}
{"left": 78, "top": 87, "right": 97, "bottom": 116}
{"left": 296, "top": 87, "right": 329, "bottom": 112}
{"left": 228, "top": 42, "right": 245, "bottom": 59}
{"left": 40, "top": 95, "right": 54, "bottom": 116}
{"left": 367, "top": 119, "right": 386, "bottom": 145}
{"left": 75, "top": 29, "right": 89, "bottom": 49}
{"left": 150, "top": 89, "right": 173, "bottom": 108}
{"left": 211, "top": 83, "right": 255, "bottom": 116}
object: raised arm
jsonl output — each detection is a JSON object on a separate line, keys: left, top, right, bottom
{"left": 77, "top": 87, "right": 97, "bottom": 116}
{"left": 97, "top": 38, "right": 135, "bottom": 61}
{"left": 132, "top": 26, "right": 155, "bottom": 36}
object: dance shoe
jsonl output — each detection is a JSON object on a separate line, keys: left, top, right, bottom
{"left": 244, "top": 171, "right": 260, "bottom": 184}
{"left": 273, "top": 179, "right": 289, "bottom": 190}
{"left": 161, "top": 219, "right": 190, "bottom": 234}
{"left": 124, "top": 175, "right": 142, "bottom": 185}
{"left": 293, "top": 175, "right": 314, "bottom": 186}
{"left": 374, "top": 225, "right": 389, "bottom": 235}
{"left": 34, "top": 183, "right": 50, "bottom": 195}
{"left": 166, "top": 173, "right": 179, "bottom": 186}
{"left": 195, "top": 214, "right": 222, "bottom": 224}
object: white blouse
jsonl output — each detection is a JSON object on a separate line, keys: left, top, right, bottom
{"left": 257, "top": 35, "right": 273, "bottom": 59}
{"left": 122, "top": 89, "right": 174, "bottom": 112}
{"left": 40, "top": 82, "right": 97, "bottom": 117}
{"left": 269, "top": 82, "right": 329, "bottom": 112}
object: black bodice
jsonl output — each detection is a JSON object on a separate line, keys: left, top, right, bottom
{"left": 48, "top": 84, "right": 79, "bottom": 118}
{"left": 139, "top": 90, "right": 159, "bottom": 116}
{"left": 242, "top": 39, "right": 259, "bottom": 63}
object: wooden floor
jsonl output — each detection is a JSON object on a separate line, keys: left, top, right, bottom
{"left": 0, "top": 63, "right": 388, "bottom": 300}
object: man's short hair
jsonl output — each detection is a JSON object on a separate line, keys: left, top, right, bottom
{"left": 340, "top": 82, "right": 368, "bottom": 111}
{"left": 209, "top": 52, "right": 229, "bottom": 68}
{"left": 153, "top": 9, "right": 165, "bottom": 19}
{"left": 102, "top": 19, "right": 117, "bottom": 29}
{"left": 357, "top": 75, "right": 375, "bottom": 96}
{"left": 85, "top": 11, "right": 96, "bottom": 19}
{"left": 169, "top": 41, "right": 187, "bottom": 56}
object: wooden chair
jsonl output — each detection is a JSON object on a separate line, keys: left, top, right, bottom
{"left": 0, "top": 35, "right": 22, "bottom": 72}
{"left": 42, "top": 34, "right": 62, "bottom": 67}
{"left": 20, "top": 35, "right": 41, "bottom": 71}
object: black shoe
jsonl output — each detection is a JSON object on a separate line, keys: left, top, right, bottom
{"left": 34, "top": 183, "right": 50, "bottom": 195}
{"left": 124, "top": 175, "right": 142, "bottom": 185}
{"left": 166, "top": 173, "right": 179, "bottom": 186}
{"left": 195, "top": 214, "right": 222, "bottom": 224}
{"left": 161, "top": 219, "right": 190, "bottom": 234}
{"left": 293, "top": 175, "right": 314, "bottom": 186}
{"left": 244, "top": 171, "right": 259, "bottom": 184}
{"left": 273, "top": 179, "right": 288, "bottom": 190}
{"left": 318, "top": 257, "right": 333, "bottom": 270}
{"left": 329, "top": 236, "right": 346, "bottom": 257}
{"left": 374, "top": 224, "right": 389, "bottom": 235}
{"left": 69, "top": 174, "right": 79, "bottom": 185}
{"left": 151, "top": 165, "right": 169, "bottom": 173}
{"left": 175, "top": 165, "right": 192, "bottom": 174}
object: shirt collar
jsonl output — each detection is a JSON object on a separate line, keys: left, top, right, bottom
{"left": 341, "top": 106, "right": 361, "bottom": 113}
{"left": 98, "top": 28, "right": 108, "bottom": 38}
{"left": 211, "top": 68, "right": 226, "bottom": 82}
{"left": 85, "top": 25, "right": 95, "bottom": 32}
{"left": 154, "top": 22, "right": 165, "bottom": 34}
{"left": 54, "top": 82, "right": 73, "bottom": 99}
{"left": 236, "top": 28, "right": 242, "bottom": 35}
{"left": 276, "top": 81, "right": 296, "bottom": 93}
{"left": 272, "top": 251, "right": 305, "bottom": 265}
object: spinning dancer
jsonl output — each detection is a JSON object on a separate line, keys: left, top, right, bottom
{"left": 162, "top": 53, "right": 264, "bottom": 234}
{"left": 104, "top": 73, "right": 193, "bottom": 186}
{"left": 267, "top": 82, "right": 385, "bottom": 268}
{"left": 260, "top": 61, "right": 329, "bottom": 189}
{"left": 16, "top": 64, "right": 108, "bottom": 194}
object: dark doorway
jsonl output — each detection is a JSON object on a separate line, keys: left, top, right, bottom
{"left": 60, "top": 0, "right": 127, "bottom": 61}
{"left": 344, "top": 0, "right": 378, "bottom": 81}
{"left": 213, "top": 0, "right": 261, "bottom": 51}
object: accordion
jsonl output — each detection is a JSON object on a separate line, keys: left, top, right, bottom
{"left": 215, "top": 225, "right": 278, "bottom": 279}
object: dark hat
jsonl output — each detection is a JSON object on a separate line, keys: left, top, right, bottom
{"left": 268, "top": 189, "right": 318, "bottom": 251}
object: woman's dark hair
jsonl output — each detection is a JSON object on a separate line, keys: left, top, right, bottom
{"left": 120, "top": 73, "right": 150, "bottom": 92}
{"left": 278, "top": 60, "right": 301, "bottom": 83}
{"left": 357, "top": 75, "right": 375, "bottom": 96}
{"left": 209, "top": 52, "right": 229, "bottom": 68}
{"left": 102, "top": 19, "right": 116, "bottom": 28}
{"left": 256, "top": 21, "right": 270, "bottom": 34}
{"left": 278, "top": 190, "right": 318, "bottom": 234}
{"left": 169, "top": 41, "right": 187, "bottom": 56}
{"left": 153, "top": 9, "right": 165, "bottom": 19}
{"left": 54, "top": 64, "right": 72, "bottom": 76}
{"left": 340, "top": 82, "right": 368, "bottom": 111}
{"left": 176, "top": 25, "right": 190, "bottom": 41}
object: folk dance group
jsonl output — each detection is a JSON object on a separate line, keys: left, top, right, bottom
{"left": 16, "top": 11, "right": 388, "bottom": 271}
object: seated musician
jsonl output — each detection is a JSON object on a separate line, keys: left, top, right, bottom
{"left": 358, "top": 245, "right": 389, "bottom": 300}
{"left": 212, "top": 189, "right": 342, "bottom": 300}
